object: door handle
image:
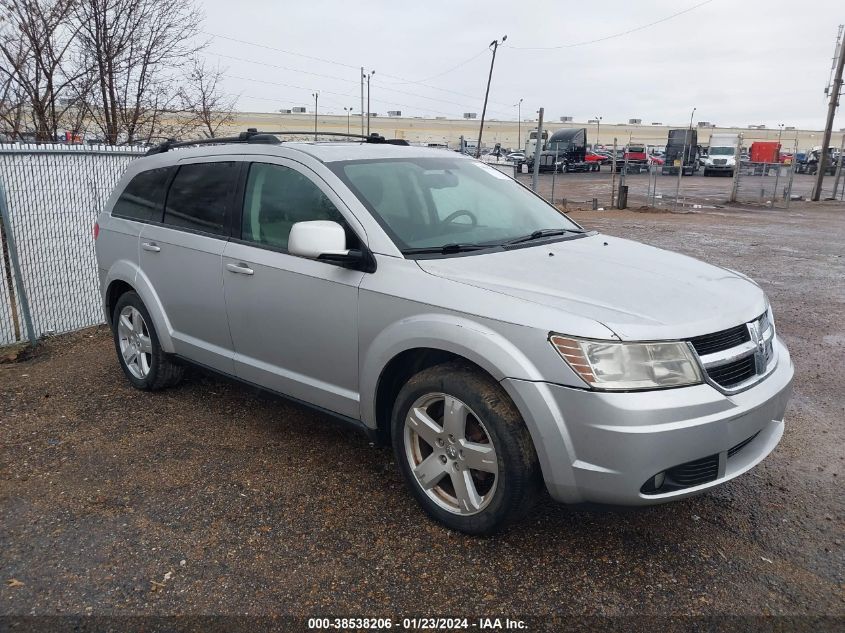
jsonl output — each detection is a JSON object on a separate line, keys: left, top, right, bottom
{"left": 226, "top": 262, "right": 254, "bottom": 275}
{"left": 142, "top": 242, "right": 161, "bottom": 253}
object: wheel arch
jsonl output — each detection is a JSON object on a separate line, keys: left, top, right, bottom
{"left": 103, "top": 263, "right": 175, "bottom": 353}
{"left": 361, "top": 315, "right": 545, "bottom": 443}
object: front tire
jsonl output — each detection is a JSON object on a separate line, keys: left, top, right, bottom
{"left": 391, "top": 361, "right": 541, "bottom": 535}
{"left": 112, "top": 291, "right": 184, "bottom": 391}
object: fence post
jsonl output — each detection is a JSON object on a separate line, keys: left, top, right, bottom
{"left": 0, "top": 177, "right": 37, "bottom": 346}
{"left": 830, "top": 135, "right": 845, "bottom": 200}
{"left": 729, "top": 133, "right": 743, "bottom": 203}
{"left": 610, "top": 138, "right": 617, "bottom": 208}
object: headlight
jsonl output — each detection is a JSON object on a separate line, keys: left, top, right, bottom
{"left": 550, "top": 335, "right": 703, "bottom": 391}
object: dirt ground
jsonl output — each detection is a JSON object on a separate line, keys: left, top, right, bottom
{"left": 1, "top": 202, "right": 843, "bottom": 630}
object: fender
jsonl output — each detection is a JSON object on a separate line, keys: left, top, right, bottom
{"left": 359, "top": 313, "right": 546, "bottom": 429}
{"left": 104, "top": 261, "right": 176, "bottom": 353}
{"left": 360, "top": 313, "right": 581, "bottom": 499}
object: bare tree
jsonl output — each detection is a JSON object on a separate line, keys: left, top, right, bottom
{"left": 0, "top": 0, "right": 85, "bottom": 141}
{"left": 75, "top": 0, "right": 203, "bottom": 144}
{"left": 179, "top": 58, "right": 237, "bottom": 138}
{"left": 0, "top": 61, "right": 27, "bottom": 139}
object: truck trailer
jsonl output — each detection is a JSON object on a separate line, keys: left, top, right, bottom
{"left": 661, "top": 129, "right": 699, "bottom": 176}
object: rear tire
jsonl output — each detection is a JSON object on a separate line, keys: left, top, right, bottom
{"left": 391, "top": 361, "right": 542, "bottom": 535}
{"left": 112, "top": 291, "right": 184, "bottom": 391}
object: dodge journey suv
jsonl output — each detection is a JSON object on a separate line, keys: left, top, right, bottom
{"left": 95, "top": 131, "right": 793, "bottom": 534}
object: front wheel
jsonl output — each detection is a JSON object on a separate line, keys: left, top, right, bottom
{"left": 391, "top": 361, "right": 541, "bottom": 535}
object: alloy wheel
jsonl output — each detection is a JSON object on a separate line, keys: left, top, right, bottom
{"left": 117, "top": 305, "right": 152, "bottom": 379}
{"left": 403, "top": 393, "right": 499, "bottom": 515}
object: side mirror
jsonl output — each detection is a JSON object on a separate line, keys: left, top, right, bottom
{"left": 288, "top": 220, "right": 374, "bottom": 272}
{"left": 289, "top": 220, "right": 347, "bottom": 258}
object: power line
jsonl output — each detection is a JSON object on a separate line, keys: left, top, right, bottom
{"left": 208, "top": 49, "right": 513, "bottom": 116}
{"left": 204, "top": 31, "right": 515, "bottom": 109}
{"left": 505, "top": 0, "right": 714, "bottom": 50}
{"left": 203, "top": 32, "right": 361, "bottom": 71}
{"left": 223, "top": 73, "right": 470, "bottom": 118}
{"left": 385, "top": 48, "right": 489, "bottom": 84}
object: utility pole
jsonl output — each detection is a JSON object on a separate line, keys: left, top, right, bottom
{"left": 476, "top": 35, "right": 507, "bottom": 158}
{"left": 595, "top": 115, "right": 602, "bottom": 148}
{"left": 360, "top": 67, "right": 365, "bottom": 135}
{"left": 312, "top": 92, "right": 319, "bottom": 140}
{"left": 531, "top": 107, "right": 544, "bottom": 192}
{"left": 813, "top": 26, "right": 845, "bottom": 201}
{"left": 515, "top": 97, "right": 523, "bottom": 151}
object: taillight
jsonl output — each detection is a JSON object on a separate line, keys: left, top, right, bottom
{"left": 93, "top": 221, "right": 100, "bottom": 240}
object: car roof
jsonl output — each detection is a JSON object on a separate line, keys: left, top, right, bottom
{"left": 135, "top": 140, "right": 463, "bottom": 167}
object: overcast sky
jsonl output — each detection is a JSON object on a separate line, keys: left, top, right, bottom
{"left": 201, "top": 0, "right": 844, "bottom": 129}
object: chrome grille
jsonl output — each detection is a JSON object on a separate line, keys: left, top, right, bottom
{"left": 706, "top": 355, "right": 756, "bottom": 388}
{"left": 689, "top": 312, "right": 776, "bottom": 393}
{"left": 690, "top": 324, "right": 750, "bottom": 356}
{"left": 714, "top": 158, "right": 727, "bottom": 165}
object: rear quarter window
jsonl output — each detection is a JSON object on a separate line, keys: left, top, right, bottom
{"left": 112, "top": 166, "right": 174, "bottom": 222}
{"left": 163, "top": 162, "right": 238, "bottom": 236}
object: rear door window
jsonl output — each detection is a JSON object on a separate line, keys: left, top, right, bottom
{"left": 163, "top": 162, "right": 238, "bottom": 236}
{"left": 112, "top": 167, "right": 174, "bottom": 222}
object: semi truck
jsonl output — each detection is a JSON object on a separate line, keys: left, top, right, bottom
{"left": 616, "top": 143, "right": 649, "bottom": 173}
{"left": 661, "top": 129, "right": 699, "bottom": 176}
{"left": 524, "top": 128, "right": 600, "bottom": 173}
{"left": 524, "top": 128, "right": 549, "bottom": 158}
{"left": 701, "top": 133, "right": 739, "bottom": 177}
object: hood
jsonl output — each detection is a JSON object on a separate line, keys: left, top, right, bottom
{"left": 416, "top": 234, "right": 767, "bottom": 340}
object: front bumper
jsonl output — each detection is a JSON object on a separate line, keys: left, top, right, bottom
{"left": 503, "top": 338, "right": 793, "bottom": 505}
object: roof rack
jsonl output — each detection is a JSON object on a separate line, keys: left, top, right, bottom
{"left": 145, "top": 129, "right": 409, "bottom": 155}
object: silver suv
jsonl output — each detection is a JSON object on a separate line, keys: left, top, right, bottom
{"left": 95, "top": 131, "right": 794, "bottom": 534}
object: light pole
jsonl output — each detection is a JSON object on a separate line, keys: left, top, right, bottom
{"left": 515, "top": 98, "right": 523, "bottom": 151}
{"left": 476, "top": 34, "right": 507, "bottom": 158}
{"left": 595, "top": 115, "right": 602, "bottom": 148}
{"left": 776, "top": 123, "right": 785, "bottom": 149}
{"left": 344, "top": 107, "right": 353, "bottom": 135}
{"left": 312, "top": 92, "right": 319, "bottom": 140}
{"left": 362, "top": 69, "right": 375, "bottom": 136}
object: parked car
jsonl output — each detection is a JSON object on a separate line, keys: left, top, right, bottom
{"left": 585, "top": 150, "right": 610, "bottom": 166}
{"left": 95, "top": 131, "right": 794, "bottom": 535}
{"left": 648, "top": 154, "right": 665, "bottom": 166}
{"left": 505, "top": 151, "right": 525, "bottom": 163}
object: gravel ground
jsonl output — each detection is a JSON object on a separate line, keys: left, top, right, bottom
{"left": 1, "top": 203, "right": 843, "bottom": 630}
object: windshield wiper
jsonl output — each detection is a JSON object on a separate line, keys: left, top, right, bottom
{"left": 502, "top": 228, "right": 583, "bottom": 246}
{"left": 402, "top": 243, "right": 491, "bottom": 255}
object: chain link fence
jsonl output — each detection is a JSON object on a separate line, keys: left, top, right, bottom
{"left": 0, "top": 144, "right": 146, "bottom": 345}
{"left": 732, "top": 161, "right": 796, "bottom": 208}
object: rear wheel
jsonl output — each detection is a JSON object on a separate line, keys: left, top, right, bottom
{"left": 391, "top": 361, "right": 541, "bottom": 535}
{"left": 112, "top": 291, "right": 184, "bottom": 390}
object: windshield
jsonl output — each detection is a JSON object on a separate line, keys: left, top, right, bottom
{"left": 710, "top": 146, "right": 734, "bottom": 155}
{"left": 547, "top": 141, "right": 572, "bottom": 152}
{"left": 330, "top": 156, "right": 582, "bottom": 253}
